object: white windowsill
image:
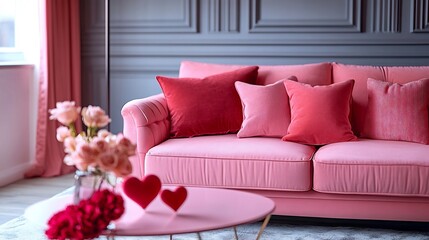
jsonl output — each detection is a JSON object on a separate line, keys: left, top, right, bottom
{"left": 0, "top": 62, "right": 33, "bottom": 67}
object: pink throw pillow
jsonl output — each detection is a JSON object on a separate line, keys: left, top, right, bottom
{"left": 282, "top": 80, "right": 357, "bottom": 145}
{"left": 235, "top": 80, "right": 290, "bottom": 138}
{"left": 363, "top": 78, "right": 429, "bottom": 144}
{"left": 156, "top": 66, "right": 259, "bottom": 138}
{"left": 332, "top": 63, "right": 429, "bottom": 137}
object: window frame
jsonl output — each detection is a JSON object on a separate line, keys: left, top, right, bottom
{"left": 0, "top": 0, "right": 38, "bottom": 65}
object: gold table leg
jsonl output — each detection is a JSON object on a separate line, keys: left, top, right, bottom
{"left": 108, "top": 215, "right": 271, "bottom": 240}
{"left": 171, "top": 232, "right": 201, "bottom": 239}
{"left": 256, "top": 214, "right": 271, "bottom": 240}
{"left": 104, "top": 229, "right": 115, "bottom": 240}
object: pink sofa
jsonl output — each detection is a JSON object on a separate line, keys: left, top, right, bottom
{"left": 121, "top": 62, "right": 429, "bottom": 222}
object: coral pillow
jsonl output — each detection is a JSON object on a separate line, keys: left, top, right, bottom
{"left": 156, "top": 66, "right": 259, "bottom": 138}
{"left": 235, "top": 80, "right": 290, "bottom": 138}
{"left": 363, "top": 78, "right": 429, "bottom": 144}
{"left": 282, "top": 80, "right": 357, "bottom": 145}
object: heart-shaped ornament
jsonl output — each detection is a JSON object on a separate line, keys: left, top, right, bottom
{"left": 160, "top": 186, "right": 188, "bottom": 212}
{"left": 122, "top": 175, "right": 161, "bottom": 209}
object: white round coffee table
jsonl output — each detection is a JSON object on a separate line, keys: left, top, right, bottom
{"left": 25, "top": 187, "right": 275, "bottom": 239}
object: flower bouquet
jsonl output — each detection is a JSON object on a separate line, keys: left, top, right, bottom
{"left": 46, "top": 101, "right": 136, "bottom": 239}
{"left": 50, "top": 101, "right": 135, "bottom": 198}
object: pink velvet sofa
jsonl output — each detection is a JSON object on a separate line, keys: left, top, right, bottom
{"left": 121, "top": 62, "right": 429, "bottom": 222}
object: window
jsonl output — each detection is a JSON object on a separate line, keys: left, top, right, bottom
{"left": 0, "top": 0, "right": 39, "bottom": 64}
{"left": 0, "top": 0, "right": 16, "bottom": 48}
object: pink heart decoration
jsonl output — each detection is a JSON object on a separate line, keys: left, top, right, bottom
{"left": 122, "top": 175, "right": 161, "bottom": 209}
{"left": 160, "top": 186, "right": 188, "bottom": 212}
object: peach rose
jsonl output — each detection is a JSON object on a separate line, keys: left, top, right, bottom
{"left": 64, "top": 152, "right": 90, "bottom": 171}
{"left": 101, "top": 134, "right": 118, "bottom": 150}
{"left": 113, "top": 157, "right": 132, "bottom": 177}
{"left": 81, "top": 106, "right": 111, "bottom": 128}
{"left": 49, "top": 101, "right": 81, "bottom": 125}
{"left": 63, "top": 135, "right": 85, "bottom": 154}
{"left": 63, "top": 137, "right": 77, "bottom": 154}
{"left": 116, "top": 134, "right": 136, "bottom": 156}
{"left": 74, "top": 157, "right": 91, "bottom": 171}
{"left": 98, "top": 152, "right": 118, "bottom": 172}
{"left": 97, "top": 129, "right": 111, "bottom": 139}
{"left": 63, "top": 154, "right": 75, "bottom": 166}
{"left": 56, "top": 126, "right": 71, "bottom": 142}
{"left": 91, "top": 137, "right": 110, "bottom": 153}
{"left": 76, "top": 143, "right": 99, "bottom": 166}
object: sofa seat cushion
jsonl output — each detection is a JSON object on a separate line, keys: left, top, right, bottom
{"left": 145, "top": 134, "right": 315, "bottom": 191}
{"left": 313, "top": 139, "right": 429, "bottom": 197}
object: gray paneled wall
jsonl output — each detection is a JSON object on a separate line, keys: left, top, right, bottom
{"left": 80, "top": 0, "right": 429, "bottom": 133}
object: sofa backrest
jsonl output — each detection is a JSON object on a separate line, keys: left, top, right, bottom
{"left": 180, "top": 61, "right": 331, "bottom": 86}
{"left": 179, "top": 61, "right": 429, "bottom": 138}
{"left": 332, "top": 63, "right": 429, "bottom": 136}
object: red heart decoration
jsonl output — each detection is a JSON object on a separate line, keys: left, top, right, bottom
{"left": 160, "top": 186, "right": 188, "bottom": 212}
{"left": 122, "top": 175, "right": 161, "bottom": 209}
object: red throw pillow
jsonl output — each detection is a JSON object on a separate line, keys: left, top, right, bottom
{"left": 363, "top": 78, "right": 429, "bottom": 144}
{"left": 282, "top": 80, "right": 357, "bottom": 145}
{"left": 157, "top": 66, "right": 259, "bottom": 138}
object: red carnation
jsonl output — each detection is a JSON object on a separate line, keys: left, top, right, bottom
{"left": 45, "top": 189, "right": 125, "bottom": 240}
{"left": 45, "top": 205, "right": 84, "bottom": 240}
{"left": 90, "top": 189, "right": 125, "bottom": 220}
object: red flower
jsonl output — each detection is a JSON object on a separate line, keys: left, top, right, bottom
{"left": 45, "top": 205, "right": 84, "bottom": 240}
{"left": 45, "top": 189, "right": 124, "bottom": 240}
{"left": 91, "top": 189, "right": 125, "bottom": 220}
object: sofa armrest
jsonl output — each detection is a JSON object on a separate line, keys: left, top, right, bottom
{"left": 121, "top": 94, "right": 170, "bottom": 177}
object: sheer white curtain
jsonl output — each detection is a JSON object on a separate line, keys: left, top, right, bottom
{"left": 0, "top": 0, "right": 41, "bottom": 186}
{"left": 16, "top": 0, "right": 42, "bottom": 178}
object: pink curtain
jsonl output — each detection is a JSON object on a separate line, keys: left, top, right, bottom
{"left": 25, "top": 0, "right": 81, "bottom": 177}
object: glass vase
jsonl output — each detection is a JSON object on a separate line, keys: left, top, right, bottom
{"left": 73, "top": 170, "right": 104, "bottom": 204}
{"left": 73, "top": 170, "right": 119, "bottom": 204}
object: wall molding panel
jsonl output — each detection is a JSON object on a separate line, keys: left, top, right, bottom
{"left": 411, "top": 0, "right": 429, "bottom": 32}
{"left": 110, "top": 0, "right": 198, "bottom": 33}
{"left": 81, "top": 0, "right": 105, "bottom": 33}
{"left": 81, "top": 65, "right": 108, "bottom": 113}
{"left": 249, "top": 0, "right": 362, "bottom": 33}
{"left": 208, "top": 0, "right": 240, "bottom": 33}
{"left": 370, "top": 0, "right": 401, "bottom": 33}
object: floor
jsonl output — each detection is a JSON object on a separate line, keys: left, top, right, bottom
{"left": 0, "top": 174, "right": 74, "bottom": 225}
{"left": 1, "top": 174, "right": 428, "bottom": 232}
